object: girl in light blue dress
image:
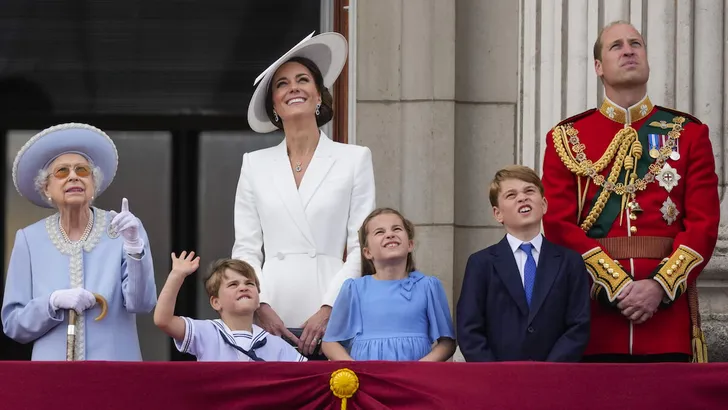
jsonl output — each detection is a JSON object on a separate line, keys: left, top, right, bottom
{"left": 322, "top": 208, "right": 455, "bottom": 361}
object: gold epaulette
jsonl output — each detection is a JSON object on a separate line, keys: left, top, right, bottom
{"left": 582, "top": 247, "right": 633, "bottom": 302}
{"left": 652, "top": 245, "right": 704, "bottom": 301}
{"left": 656, "top": 106, "right": 702, "bottom": 125}
{"left": 554, "top": 108, "right": 597, "bottom": 127}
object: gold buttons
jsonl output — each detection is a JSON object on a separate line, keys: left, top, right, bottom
{"left": 630, "top": 226, "right": 637, "bottom": 233}
{"left": 612, "top": 272, "right": 619, "bottom": 279}
{"left": 667, "top": 269, "right": 673, "bottom": 276}
{"left": 629, "top": 213, "right": 637, "bottom": 220}
{"left": 603, "top": 263, "right": 610, "bottom": 269}
{"left": 679, "top": 255, "right": 686, "bottom": 261}
{"left": 671, "top": 264, "right": 677, "bottom": 270}
{"left": 675, "top": 260, "right": 681, "bottom": 266}
{"left": 598, "top": 259, "right": 605, "bottom": 264}
{"left": 608, "top": 268, "right": 614, "bottom": 274}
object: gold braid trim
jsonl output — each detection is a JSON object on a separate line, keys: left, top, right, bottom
{"left": 579, "top": 129, "right": 635, "bottom": 232}
{"left": 553, "top": 124, "right": 622, "bottom": 176}
{"left": 582, "top": 247, "right": 633, "bottom": 302}
{"left": 653, "top": 245, "right": 704, "bottom": 301}
{"left": 553, "top": 125, "right": 637, "bottom": 232}
{"left": 551, "top": 117, "right": 685, "bottom": 232}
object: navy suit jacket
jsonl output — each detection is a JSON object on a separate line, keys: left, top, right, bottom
{"left": 456, "top": 235, "right": 590, "bottom": 362}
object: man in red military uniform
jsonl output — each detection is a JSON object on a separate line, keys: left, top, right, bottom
{"left": 542, "top": 21, "right": 720, "bottom": 363}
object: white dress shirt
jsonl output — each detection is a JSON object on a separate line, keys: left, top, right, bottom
{"left": 506, "top": 233, "right": 543, "bottom": 286}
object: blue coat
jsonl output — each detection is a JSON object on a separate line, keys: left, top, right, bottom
{"left": 1, "top": 207, "right": 157, "bottom": 360}
{"left": 456, "top": 235, "right": 590, "bottom": 362}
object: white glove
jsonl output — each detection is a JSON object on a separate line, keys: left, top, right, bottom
{"left": 109, "top": 197, "right": 144, "bottom": 255}
{"left": 50, "top": 288, "right": 96, "bottom": 313}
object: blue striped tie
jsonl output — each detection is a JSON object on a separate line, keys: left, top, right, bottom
{"left": 519, "top": 243, "right": 537, "bottom": 306}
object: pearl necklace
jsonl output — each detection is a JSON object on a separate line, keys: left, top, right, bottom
{"left": 59, "top": 212, "right": 94, "bottom": 243}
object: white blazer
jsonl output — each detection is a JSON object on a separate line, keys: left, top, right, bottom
{"left": 232, "top": 132, "right": 376, "bottom": 327}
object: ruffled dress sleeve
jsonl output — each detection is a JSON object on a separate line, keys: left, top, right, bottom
{"left": 425, "top": 276, "right": 456, "bottom": 344}
{"left": 322, "top": 278, "right": 362, "bottom": 350}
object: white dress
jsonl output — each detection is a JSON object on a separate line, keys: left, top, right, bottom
{"left": 231, "top": 132, "right": 376, "bottom": 327}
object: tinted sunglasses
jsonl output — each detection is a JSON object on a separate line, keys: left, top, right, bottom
{"left": 52, "top": 165, "right": 91, "bottom": 179}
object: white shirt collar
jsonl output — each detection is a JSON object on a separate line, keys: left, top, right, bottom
{"left": 506, "top": 232, "right": 543, "bottom": 254}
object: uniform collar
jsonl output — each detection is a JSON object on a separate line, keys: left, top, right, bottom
{"left": 599, "top": 95, "right": 654, "bottom": 125}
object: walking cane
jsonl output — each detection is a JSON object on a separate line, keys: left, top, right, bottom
{"left": 66, "top": 293, "right": 109, "bottom": 361}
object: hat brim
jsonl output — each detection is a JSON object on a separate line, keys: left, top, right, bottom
{"left": 247, "top": 32, "right": 348, "bottom": 133}
{"left": 12, "top": 123, "right": 119, "bottom": 208}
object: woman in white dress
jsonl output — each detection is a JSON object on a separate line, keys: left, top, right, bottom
{"left": 233, "top": 32, "right": 376, "bottom": 357}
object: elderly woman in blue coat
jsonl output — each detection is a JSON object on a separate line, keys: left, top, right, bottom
{"left": 1, "top": 123, "right": 157, "bottom": 361}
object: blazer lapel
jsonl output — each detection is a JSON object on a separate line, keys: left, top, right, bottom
{"left": 298, "top": 132, "right": 336, "bottom": 210}
{"left": 493, "top": 237, "right": 529, "bottom": 316}
{"left": 271, "top": 141, "right": 316, "bottom": 246}
{"left": 527, "top": 238, "right": 562, "bottom": 324}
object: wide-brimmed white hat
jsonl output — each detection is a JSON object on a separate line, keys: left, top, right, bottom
{"left": 12, "top": 123, "right": 118, "bottom": 208}
{"left": 247, "top": 31, "right": 348, "bottom": 133}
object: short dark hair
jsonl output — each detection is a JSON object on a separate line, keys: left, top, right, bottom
{"left": 264, "top": 56, "right": 335, "bottom": 129}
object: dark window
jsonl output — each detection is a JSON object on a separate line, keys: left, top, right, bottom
{"left": 0, "top": 0, "right": 322, "bottom": 361}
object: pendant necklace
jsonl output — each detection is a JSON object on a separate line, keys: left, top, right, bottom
{"left": 290, "top": 135, "right": 316, "bottom": 173}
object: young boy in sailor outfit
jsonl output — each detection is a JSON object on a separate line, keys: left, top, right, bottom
{"left": 154, "top": 251, "right": 306, "bottom": 362}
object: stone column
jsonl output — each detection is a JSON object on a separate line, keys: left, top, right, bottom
{"left": 452, "top": 0, "right": 520, "bottom": 306}
{"left": 519, "top": 0, "right": 728, "bottom": 360}
{"left": 355, "top": 0, "right": 457, "bottom": 305}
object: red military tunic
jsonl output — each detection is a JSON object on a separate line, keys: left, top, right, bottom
{"left": 542, "top": 95, "right": 719, "bottom": 357}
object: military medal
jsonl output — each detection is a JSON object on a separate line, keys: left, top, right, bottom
{"left": 655, "top": 163, "right": 681, "bottom": 192}
{"left": 660, "top": 197, "right": 680, "bottom": 225}
{"left": 661, "top": 134, "right": 680, "bottom": 161}
{"left": 670, "top": 138, "right": 680, "bottom": 160}
{"left": 648, "top": 134, "right": 661, "bottom": 158}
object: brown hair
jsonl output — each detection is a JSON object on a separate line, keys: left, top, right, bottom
{"left": 593, "top": 20, "right": 643, "bottom": 61}
{"left": 204, "top": 259, "right": 260, "bottom": 298}
{"left": 489, "top": 165, "right": 545, "bottom": 207}
{"left": 264, "top": 56, "right": 335, "bottom": 129}
{"left": 358, "top": 208, "right": 416, "bottom": 276}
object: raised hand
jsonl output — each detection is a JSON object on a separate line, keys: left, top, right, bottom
{"left": 109, "top": 197, "right": 144, "bottom": 254}
{"left": 170, "top": 251, "right": 200, "bottom": 277}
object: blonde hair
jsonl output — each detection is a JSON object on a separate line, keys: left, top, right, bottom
{"left": 489, "top": 165, "right": 544, "bottom": 207}
{"left": 358, "top": 208, "right": 416, "bottom": 276}
{"left": 204, "top": 259, "right": 259, "bottom": 298}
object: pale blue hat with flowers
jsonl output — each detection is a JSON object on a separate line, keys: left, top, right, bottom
{"left": 12, "top": 123, "right": 119, "bottom": 208}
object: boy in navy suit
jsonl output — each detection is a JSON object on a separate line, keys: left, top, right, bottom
{"left": 456, "top": 165, "right": 590, "bottom": 362}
